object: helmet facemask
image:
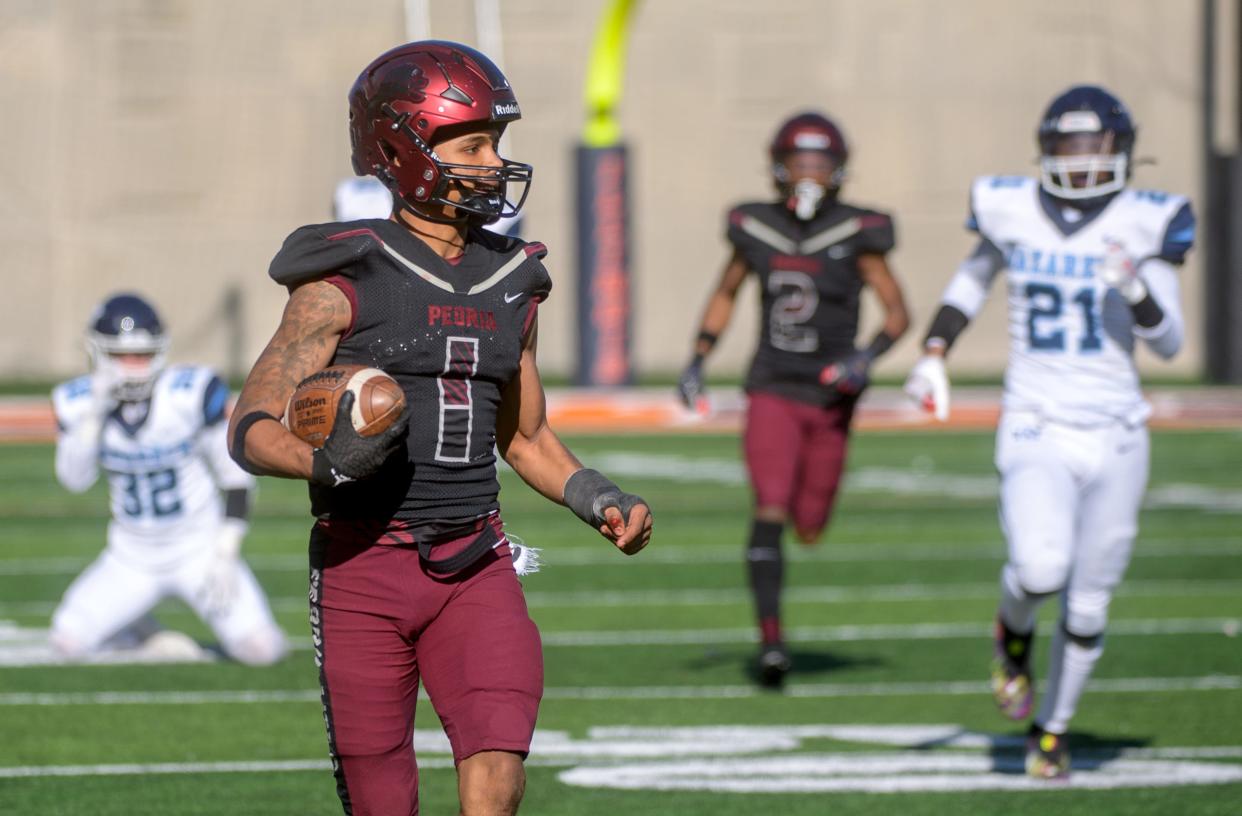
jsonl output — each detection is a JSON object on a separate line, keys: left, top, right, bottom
{"left": 373, "top": 111, "right": 532, "bottom": 224}
{"left": 87, "top": 330, "right": 169, "bottom": 402}
{"left": 1038, "top": 129, "right": 1127, "bottom": 202}
{"left": 773, "top": 150, "right": 844, "bottom": 220}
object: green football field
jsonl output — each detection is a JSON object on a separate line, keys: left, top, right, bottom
{"left": 1, "top": 429, "right": 1240, "bottom": 815}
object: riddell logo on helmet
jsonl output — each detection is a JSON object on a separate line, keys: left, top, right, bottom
{"left": 793, "top": 133, "right": 832, "bottom": 150}
{"left": 492, "top": 101, "right": 521, "bottom": 118}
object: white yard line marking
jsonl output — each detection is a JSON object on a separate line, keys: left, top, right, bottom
{"left": 0, "top": 690, "right": 322, "bottom": 706}
{"left": 524, "top": 579, "right": 1242, "bottom": 608}
{"left": 2, "top": 539, "right": 1239, "bottom": 577}
{"left": 558, "top": 753, "right": 1242, "bottom": 793}
{"left": 565, "top": 453, "right": 1242, "bottom": 513}
{"left": 6, "top": 577, "right": 1241, "bottom": 619}
{"left": 4, "top": 724, "right": 1240, "bottom": 786}
{"left": 1, "top": 675, "right": 1236, "bottom": 707}
{"left": 540, "top": 675, "right": 1242, "bottom": 701}
{"left": 2, "top": 616, "right": 1237, "bottom": 664}
{"left": 534, "top": 618, "right": 1241, "bottom": 648}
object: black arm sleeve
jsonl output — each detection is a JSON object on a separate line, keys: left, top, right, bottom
{"left": 224, "top": 488, "right": 251, "bottom": 522}
{"left": 923, "top": 304, "right": 971, "bottom": 352}
{"left": 1130, "top": 292, "right": 1165, "bottom": 329}
{"left": 862, "top": 330, "right": 897, "bottom": 361}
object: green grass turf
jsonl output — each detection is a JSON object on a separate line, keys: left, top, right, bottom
{"left": 0, "top": 429, "right": 1239, "bottom": 814}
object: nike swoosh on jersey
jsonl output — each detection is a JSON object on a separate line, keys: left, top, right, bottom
{"left": 504, "top": 292, "right": 522, "bottom": 303}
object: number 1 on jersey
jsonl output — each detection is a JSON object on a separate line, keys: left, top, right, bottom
{"left": 436, "top": 336, "right": 480, "bottom": 463}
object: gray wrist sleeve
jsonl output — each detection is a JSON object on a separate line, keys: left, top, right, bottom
{"left": 563, "top": 468, "right": 622, "bottom": 527}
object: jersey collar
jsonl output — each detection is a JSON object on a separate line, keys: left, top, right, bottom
{"left": 1036, "top": 188, "right": 1118, "bottom": 237}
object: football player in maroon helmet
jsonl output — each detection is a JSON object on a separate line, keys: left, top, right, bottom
{"left": 678, "top": 111, "right": 909, "bottom": 687}
{"left": 229, "top": 41, "right": 652, "bottom": 816}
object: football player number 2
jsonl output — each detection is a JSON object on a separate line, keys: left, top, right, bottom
{"left": 769, "top": 271, "right": 819, "bottom": 353}
{"left": 436, "top": 336, "right": 480, "bottom": 463}
{"left": 1026, "top": 283, "right": 1102, "bottom": 353}
{"left": 119, "top": 469, "right": 182, "bottom": 518}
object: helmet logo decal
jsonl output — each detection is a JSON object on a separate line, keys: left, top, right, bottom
{"left": 120, "top": 317, "right": 135, "bottom": 332}
{"left": 492, "top": 101, "right": 521, "bottom": 118}
{"left": 1055, "top": 111, "right": 1102, "bottom": 132}
{"left": 792, "top": 133, "right": 832, "bottom": 150}
{"left": 377, "top": 63, "right": 428, "bottom": 107}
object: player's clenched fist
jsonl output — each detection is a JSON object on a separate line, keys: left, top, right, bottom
{"left": 310, "top": 392, "right": 410, "bottom": 487}
{"left": 563, "top": 468, "right": 652, "bottom": 555}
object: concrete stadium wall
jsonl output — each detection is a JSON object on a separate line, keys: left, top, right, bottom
{"left": 0, "top": 0, "right": 1207, "bottom": 382}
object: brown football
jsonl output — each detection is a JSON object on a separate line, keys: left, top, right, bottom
{"left": 283, "top": 364, "right": 405, "bottom": 448}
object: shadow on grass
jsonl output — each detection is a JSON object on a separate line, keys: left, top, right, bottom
{"left": 983, "top": 728, "right": 1152, "bottom": 774}
{"left": 680, "top": 645, "right": 887, "bottom": 686}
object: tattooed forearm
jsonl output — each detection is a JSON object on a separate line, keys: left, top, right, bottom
{"left": 228, "top": 280, "right": 352, "bottom": 478}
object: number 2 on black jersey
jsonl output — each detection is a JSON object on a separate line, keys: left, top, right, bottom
{"left": 768, "top": 270, "right": 819, "bottom": 353}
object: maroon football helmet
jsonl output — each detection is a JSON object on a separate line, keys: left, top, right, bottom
{"left": 349, "top": 40, "right": 532, "bottom": 223}
{"left": 769, "top": 111, "right": 849, "bottom": 190}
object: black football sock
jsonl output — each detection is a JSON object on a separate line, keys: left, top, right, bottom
{"left": 999, "top": 617, "right": 1034, "bottom": 666}
{"left": 746, "top": 519, "right": 785, "bottom": 645}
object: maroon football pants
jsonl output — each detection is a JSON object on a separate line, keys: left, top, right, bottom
{"left": 308, "top": 519, "right": 543, "bottom": 816}
{"left": 743, "top": 390, "right": 856, "bottom": 539}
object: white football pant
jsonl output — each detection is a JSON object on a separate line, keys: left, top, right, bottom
{"left": 994, "top": 410, "right": 1149, "bottom": 733}
{"left": 51, "top": 524, "right": 287, "bottom": 666}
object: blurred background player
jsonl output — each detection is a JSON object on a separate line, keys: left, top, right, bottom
{"left": 229, "top": 41, "right": 651, "bottom": 815}
{"left": 677, "top": 112, "right": 909, "bottom": 687}
{"left": 49, "top": 293, "right": 288, "bottom": 666}
{"left": 333, "top": 171, "right": 523, "bottom": 238}
{"left": 333, "top": 175, "right": 394, "bottom": 221}
{"left": 903, "top": 85, "right": 1193, "bottom": 779}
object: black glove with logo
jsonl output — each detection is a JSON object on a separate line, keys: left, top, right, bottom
{"left": 309, "top": 391, "right": 409, "bottom": 487}
{"left": 819, "top": 350, "right": 873, "bottom": 396}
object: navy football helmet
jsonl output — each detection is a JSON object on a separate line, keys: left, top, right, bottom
{"left": 1038, "top": 85, "right": 1136, "bottom": 201}
{"left": 86, "top": 293, "right": 169, "bottom": 402}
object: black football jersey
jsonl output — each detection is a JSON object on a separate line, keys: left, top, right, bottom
{"left": 727, "top": 200, "right": 896, "bottom": 406}
{"left": 269, "top": 218, "right": 551, "bottom": 525}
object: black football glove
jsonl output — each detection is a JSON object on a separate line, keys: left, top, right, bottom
{"left": 309, "top": 391, "right": 409, "bottom": 487}
{"left": 677, "top": 356, "right": 706, "bottom": 409}
{"left": 819, "top": 350, "right": 872, "bottom": 396}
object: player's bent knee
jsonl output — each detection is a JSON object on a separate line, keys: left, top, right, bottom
{"left": 49, "top": 628, "right": 92, "bottom": 659}
{"left": 226, "top": 628, "right": 288, "bottom": 666}
{"left": 1012, "top": 559, "right": 1070, "bottom": 597}
{"left": 1064, "top": 598, "right": 1110, "bottom": 643}
{"left": 458, "top": 750, "right": 525, "bottom": 816}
